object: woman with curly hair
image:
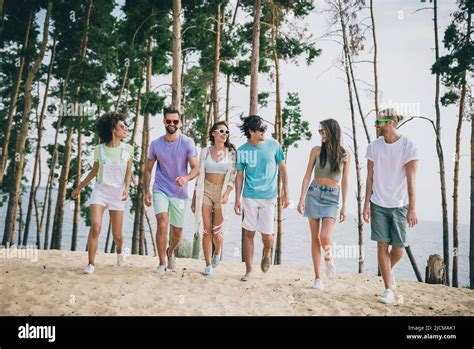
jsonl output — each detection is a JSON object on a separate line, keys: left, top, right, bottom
{"left": 72, "top": 111, "right": 134, "bottom": 274}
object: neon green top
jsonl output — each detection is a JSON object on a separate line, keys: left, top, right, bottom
{"left": 93, "top": 143, "right": 134, "bottom": 182}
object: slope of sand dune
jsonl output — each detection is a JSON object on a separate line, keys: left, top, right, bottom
{"left": 1, "top": 250, "right": 473, "bottom": 316}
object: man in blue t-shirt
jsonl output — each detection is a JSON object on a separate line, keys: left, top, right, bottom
{"left": 234, "top": 115, "right": 290, "bottom": 282}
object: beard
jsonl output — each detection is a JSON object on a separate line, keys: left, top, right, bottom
{"left": 166, "top": 125, "right": 178, "bottom": 134}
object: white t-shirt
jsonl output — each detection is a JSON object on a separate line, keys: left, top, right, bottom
{"left": 365, "top": 135, "right": 419, "bottom": 208}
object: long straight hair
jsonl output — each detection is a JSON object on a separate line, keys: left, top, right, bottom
{"left": 319, "top": 118, "right": 346, "bottom": 173}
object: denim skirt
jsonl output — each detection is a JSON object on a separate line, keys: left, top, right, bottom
{"left": 304, "top": 182, "right": 340, "bottom": 219}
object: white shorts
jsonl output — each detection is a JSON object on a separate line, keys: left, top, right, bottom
{"left": 87, "top": 183, "right": 126, "bottom": 211}
{"left": 242, "top": 197, "right": 276, "bottom": 235}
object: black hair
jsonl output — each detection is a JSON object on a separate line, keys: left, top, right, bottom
{"left": 163, "top": 106, "right": 181, "bottom": 118}
{"left": 209, "top": 121, "right": 236, "bottom": 152}
{"left": 319, "top": 118, "right": 346, "bottom": 173}
{"left": 96, "top": 111, "right": 128, "bottom": 143}
{"left": 238, "top": 114, "right": 266, "bottom": 139}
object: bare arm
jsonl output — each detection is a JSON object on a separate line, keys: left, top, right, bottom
{"left": 340, "top": 152, "right": 351, "bottom": 222}
{"left": 143, "top": 158, "right": 156, "bottom": 206}
{"left": 297, "top": 147, "right": 318, "bottom": 215}
{"left": 278, "top": 160, "right": 290, "bottom": 208}
{"left": 405, "top": 160, "right": 418, "bottom": 227}
{"left": 71, "top": 162, "right": 99, "bottom": 199}
{"left": 363, "top": 159, "right": 374, "bottom": 223}
{"left": 234, "top": 170, "right": 244, "bottom": 215}
{"left": 186, "top": 156, "right": 200, "bottom": 182}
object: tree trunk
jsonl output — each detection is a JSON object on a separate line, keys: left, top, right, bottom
{"left": 452, "top": 79, "right": 467, "bottom": 288}
{"left": 0, "top": 6, "right": 33, "bottom": 189}
{"left": 452, "top": 5, "right": 470, "bottom": 288}
{"left": 224, "top": 0, "right": 239, "bottom": 125}
{"left": 433, "top": 0, "right": 450, "bottom": 286}
{"left": 50, "top": 0, "right": 93, "bottom": 250}
{"left": 425, "top": 254, "right": 447, "bottom": 285}
{"left": 347, "top": 51, "right": 371, "bottom": 144}
{"left": 211, "top": 3, "right": 222, "bottom": 123}
{"left": 132, "top": 37, "right": 151, "bottom": 254}
{"left": 339, "top": 2, "right": 364, "bottom": 273}
{"left": 104, "top": 222, "right": 111, "bottom": 253}
{"left": 225, "top": 73, "right": 231, "bottom": 124}
{"left": 71, "top": 111, "right": 83, "bottom": 251}
{"left": 470, "top": 79, "right": 474, "bottom": 289}
{"left": 271, "top": 2, "right": 282, "bottom": 265}
{"left": 172, "top": 0, "right": 182, "bottom": 110}
{"left": 369, "top": 0, "right": 379, "bottom": 117}
{"left": 2, "top": 2, "right": 52, "bottom": 246}
{"left": 249, "top": 0, "right": 261, "bottom": 115}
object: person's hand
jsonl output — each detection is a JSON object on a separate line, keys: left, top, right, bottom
{"left": 122, "top": 187, "right": 129, "bottom": 201}
{"left": 221, "top": 192, "right": 229, "bottom": 205}
{"left": 234, "top": 200, "right": 242, "bottom": 215}
{"left": 339, "top": 205, "right": 347, "bottom": 223}
{"left": 144, "top": 192, "right": 152, "bottom": 207}
{"left": 176, "top": 176, "right": 188, "bottom": 187}
{"left": 282, "top": 193, "right": 290, "bottom": 208}
{"left": 191, "top": 195, "right": 196, "bottom": 213}
{"left": 71, "top": 187, "right": 81, "bottom": 200}
{"left": 297, "top": 199, "right": 305, "bottom": 215}
{"left": 363, "top": 204, "right": 370, "bottom": 224}
{"left": 407, "top": 208, "right": 418, "bottom": 228}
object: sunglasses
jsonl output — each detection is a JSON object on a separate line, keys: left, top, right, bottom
{"left": 216, "top": 129, "right": 230, "bottom": 135}
{"left": 165, "top": 119, "right": 179, "bottom": 125}
{"left": 318, "top": 129, "right": 326, "bottom": 135}
{"left": 375, "top": 118, "right": 392, "bottom": 125}
{"left": 117, "top": 124, "right": 128, "bottom": 130}
{"left": 253, "top": 126, "right": 267, "bottom": 133}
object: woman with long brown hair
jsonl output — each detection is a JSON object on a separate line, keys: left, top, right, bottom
{"left": 191, "top": 121, "right": 236, "bottom": 276}
{"left": 297, "top": 119, "right": 351, "bottom": 289}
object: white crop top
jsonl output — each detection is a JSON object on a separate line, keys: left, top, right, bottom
{"left": 205, "top": 152, "right": 230, "bottom": 174}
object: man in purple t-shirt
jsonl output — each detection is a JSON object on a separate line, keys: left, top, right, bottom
{"left": 144, "top": 107, "right": 199, "bottom": 273}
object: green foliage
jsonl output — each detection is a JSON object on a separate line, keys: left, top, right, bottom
{"left": 281, "top": 92, "right": 312, "bottom": 155}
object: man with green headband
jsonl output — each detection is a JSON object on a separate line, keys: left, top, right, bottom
{"left": 363, "top": 108, "right": 419, "bottom": 304}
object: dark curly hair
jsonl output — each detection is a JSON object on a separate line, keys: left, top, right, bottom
{"left": 238, "top": 115, "right": 267, "bottom": 139}
{"left": 209, "top": 121, "right": 235, "bottom": 152}
{"left": 163, "top": 106, "right": 181, "bottom": 118}
{"left": 96, "top": 111, "right": 128, "bottom": 143}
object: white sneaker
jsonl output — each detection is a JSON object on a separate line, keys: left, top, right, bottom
{"left": 83, "top": 264, "right": 95, "bottom": 274}
{"left": 203, "top": 265, "right": 213, "bottom": 276}
{"left": 325, "top": 259, "right": 336, "bottom": 279}
{"left": 391, "top": 270, "right": 397, "bottom": 289}
{"left": 154, "top": 265, "right": 167, "bottom": 274}
{"left": 117, "top": 253, "right": 125, "bottom": 267}
{"left": 313, "top": 278, "right": 324, "bottom": 290}
{"left": 379, "top": 288, "right": 395, "bottom": 304}
{"left": 167, "top": 249, "right": 177, "bottom": 271}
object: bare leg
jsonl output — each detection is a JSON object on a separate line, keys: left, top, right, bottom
{"left": 212, "top": 207, "right": 224, "bottom": 257}
{"left": 309, "top": 218, "right": 321, "bottom": 279}
{"left": 87, "top": 204, "right": 106, "bottom": 265}
{"left": 243, "top": 229, "right": 256, "bottom": 273}
{"left": 109, "top": 210, "right": 124, "bottom": 255}
{"left": 319, "top": 217, "right": 336, "bottom": 261}
{"left": 168, "top": 225, "right": 183, "bottom": 256}
{"left": 156, "top": 213, "right": 169, "bottom": 266}
{"left": 201, "top": 203, "right": 213, "bottom": 266}
{"left": 378, "top": 242, "right": 393, "bottom": 290}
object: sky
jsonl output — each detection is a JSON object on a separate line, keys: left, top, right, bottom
{"left": 16, "top": 0, "right": 471, "bottom": 225}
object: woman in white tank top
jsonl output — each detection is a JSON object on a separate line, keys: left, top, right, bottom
{"left": 191, "top": 121, "right": 236, "bottom": 276}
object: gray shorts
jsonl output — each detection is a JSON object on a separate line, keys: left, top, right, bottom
{"left": 304, "top": 183, "right": 339, "bottom": 220}
{"left": 370, "top": 202, "right": 408, "bottom": 247}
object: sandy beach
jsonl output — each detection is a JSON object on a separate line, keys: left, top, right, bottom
{"left": 1, "top": 250, "right": 473, "bottom": 316}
